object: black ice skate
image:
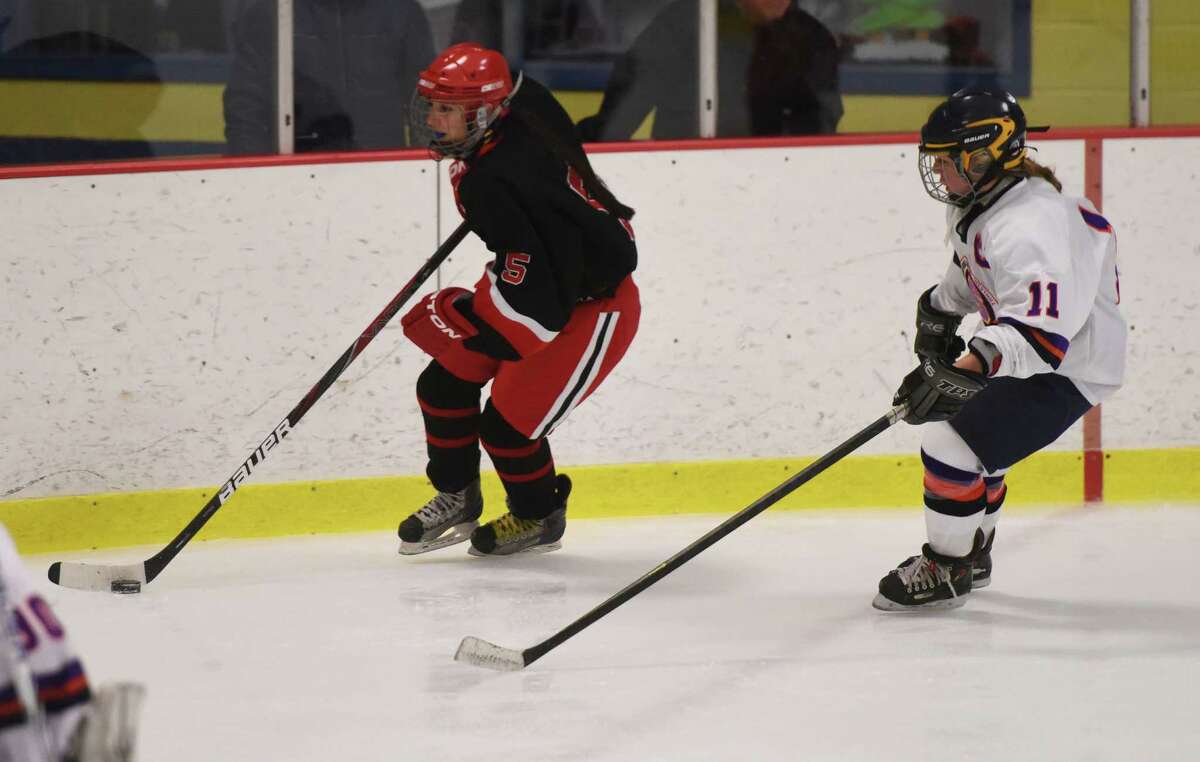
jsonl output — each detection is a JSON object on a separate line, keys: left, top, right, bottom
{"left": 972, "top": 529, "right": 994, "bottom": 589}
{"left": 892, "top": 529, "right": 993, "bottom": 593}
{"left": 873, "top": 542, "right": 975, "bottom": 611}
{"left": 398, "top": 479, "right": 483, "bottom": 555}
{"left": 468, "top": 475, "right": 571, "bottom": 557}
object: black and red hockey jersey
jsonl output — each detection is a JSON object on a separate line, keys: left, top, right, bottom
{"left": 450, "top": 76, "right": 638, "bottom": 360}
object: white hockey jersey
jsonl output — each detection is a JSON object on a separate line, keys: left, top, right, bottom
{"left": 0, "top": 524, "right": 90, "bottom": 762}
{"left": 930, "top": 176, "right": 1127, "bottom": 404}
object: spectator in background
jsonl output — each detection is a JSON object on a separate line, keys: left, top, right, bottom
{"left": 223, "top": 0, "right": 433, "bottom": 154}
{"left": 0, "top": 31, "right": 161, "bottom": 165}
{"left": 942, "top": 15, "right": 992, "bottom": 68}
{"left": 577, "top": 0, "right": 842, "bottom": 141}
{"left": 448, "top": 0, "right": 609, "bottom": 56}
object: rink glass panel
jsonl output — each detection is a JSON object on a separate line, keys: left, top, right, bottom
{"left": 2, "top": 1, "right": 1199, "bottom": 166}
{"left": 0, "top": 0, "right": 267, "bottom": 165}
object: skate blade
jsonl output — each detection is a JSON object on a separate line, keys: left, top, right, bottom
{"left": 467, "top": 541, "right": 562, "bottom": 558}
{"left": 398, "top": 522, "right": 478, "bottom": 556}
{"left": 871, "top": 592, "right": 968, "bottom": 612}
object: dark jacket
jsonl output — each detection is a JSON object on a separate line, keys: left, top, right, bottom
{"left": 453, "top": 77, "right": 638, "bottom": 360}
{"left": 578, "top": 0, "right": 842, "bottom": 141}
{"left": 223, "top": 0, "right": 434, "bottom": 154}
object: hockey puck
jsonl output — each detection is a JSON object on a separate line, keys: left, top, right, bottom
{"left": 111, "top": 580, "right": 142, "bottom": 594}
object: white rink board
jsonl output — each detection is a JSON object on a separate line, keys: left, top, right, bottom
{"left": 1101, "top": 137, "right": 1200, "bottom": 449}
{"left": 5, "top": 136, "right": 1190, "bottom": 501}
{"left": 1, "top": 160, "right": 438, "bottom": 498}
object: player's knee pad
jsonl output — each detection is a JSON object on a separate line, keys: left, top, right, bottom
{"left": 479, "top": 402, "right": 532, "bottom": 448}
{"left": 921, "top": 421, "right": 982, "bottom": 472}
{"left": 417, "top": 360, "right": 485, "bottom": 410}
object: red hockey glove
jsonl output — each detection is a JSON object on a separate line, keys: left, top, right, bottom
{"left": 401, "top": 287, "right": 478, "bottom": 359}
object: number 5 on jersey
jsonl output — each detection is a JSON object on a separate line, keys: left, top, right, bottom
{"left": 501, "top": 252, "right": 531, "bottom": 285}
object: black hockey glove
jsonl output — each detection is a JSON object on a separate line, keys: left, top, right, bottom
{"left": 893, "top": 356, "right": 987, "bottom": 425}
{"left": 914, "top": 286, "right": 965, "bottom": 362}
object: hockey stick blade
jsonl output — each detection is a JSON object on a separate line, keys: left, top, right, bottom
{"left": 454, "top": 637, "right": 528, "bottom": 672}
{"left": 48, "top": 561, "right": 147, "bottom": 593}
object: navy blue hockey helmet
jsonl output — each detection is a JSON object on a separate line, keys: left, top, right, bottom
{"left": 918, "top": 88, "right": 1048, "bottom": 206}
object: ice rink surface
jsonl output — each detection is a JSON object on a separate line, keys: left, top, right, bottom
{"left": 33, "top": 505, "right": 1200, "bottom": 761}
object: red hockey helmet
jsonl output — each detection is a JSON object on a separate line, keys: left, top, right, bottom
{"left": 411, "top": 43, "right": 516, "bottom": 158}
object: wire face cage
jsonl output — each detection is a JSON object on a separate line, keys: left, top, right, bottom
{"left": 409, "top": 93, "right": 497, "bottom": 160}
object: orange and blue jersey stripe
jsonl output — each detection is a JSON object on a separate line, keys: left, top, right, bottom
{"left": 36, "top": 659, "right": 91, "bottom": 714}
{"left": 1079, "top": 206, "right": 1113, "bottom": 234}
{"left": 0, "top": 684, "right": 27, "bottom": 730}
{"left": 997, "top": 317, "right": 1069, "bottom": 369}
{"left": 0, "top": 659, "right": 91, "bottom": 731}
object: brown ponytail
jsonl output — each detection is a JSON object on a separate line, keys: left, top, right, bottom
{"left": 1018, "top": 157, "right": 1063, "bottom": 193}
{"left": 511, "top": 106, "right": 636, "bottom": 219}
{"left": 505, "top": 78, "right": 636, "bottom": 220}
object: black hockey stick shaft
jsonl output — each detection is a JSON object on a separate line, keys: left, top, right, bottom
{"left": 50, "top": 222, "right": 470, "bottom": 587}
{"left": 520, "top": 406, "right": 905, "bottom": 667}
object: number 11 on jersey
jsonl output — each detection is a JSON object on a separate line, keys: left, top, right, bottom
{"left": 1027, "top": 281, "right": 1060, "bottom": 318}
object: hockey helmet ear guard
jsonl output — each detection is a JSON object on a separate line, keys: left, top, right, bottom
{"left": 918, "top": 88, "right": 1049, "bottom": 207}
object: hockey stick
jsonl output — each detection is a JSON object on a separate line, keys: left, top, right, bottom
{"left": 455, "top": 404, "right": 907, "bottom": 671}
{"left": 47, "top": 222, "right": 472, "bottom": 593}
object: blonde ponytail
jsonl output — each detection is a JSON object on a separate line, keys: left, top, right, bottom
{"left": 1018, "top": 157, "right": 1063, "bottom": 193}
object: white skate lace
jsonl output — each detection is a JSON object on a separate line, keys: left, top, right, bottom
{"left": 896, "top": 555, "right": 953, "bottom": 595}
{"left": 416, "top": 491, "right": 465, "bottom": 526}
